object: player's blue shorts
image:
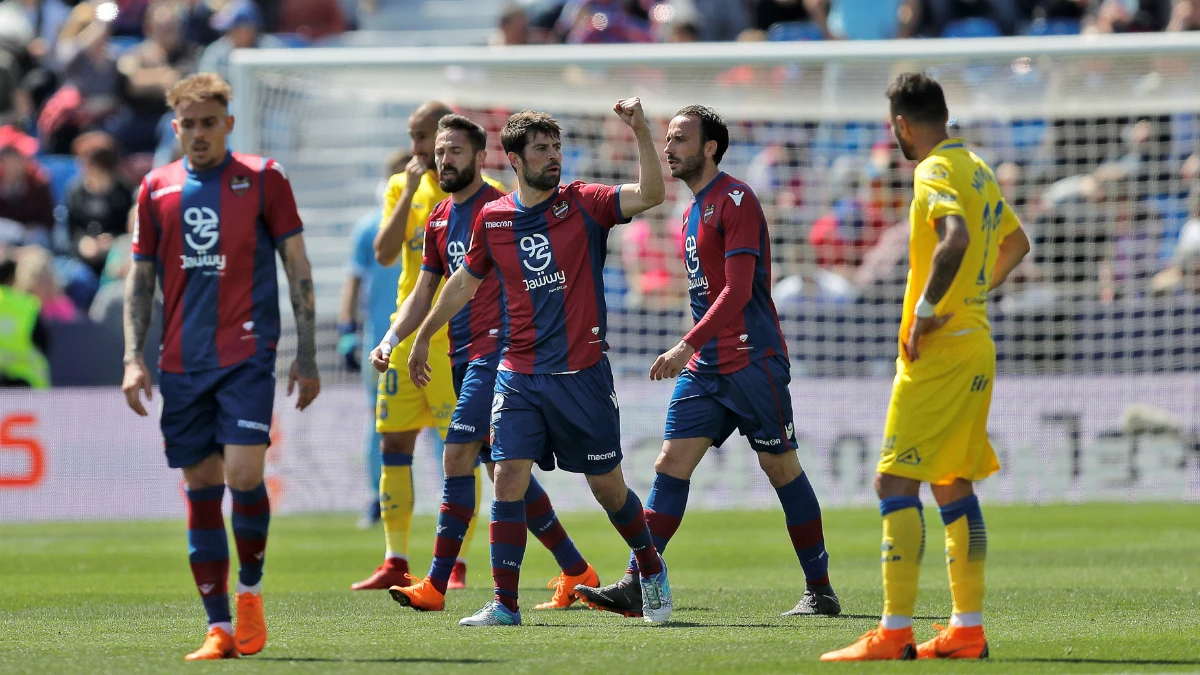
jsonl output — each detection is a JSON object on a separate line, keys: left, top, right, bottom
{"left": 491, "top": 356, "right": 622, "bottom": 475}
{"left": 159, "top": 350, "right": 276, "bottom": 469}
{"left": 448, "top": 353, "right": 500, "bottom": 459}
{"left": 665, "top": 354, "right": 797, "bottom": 453}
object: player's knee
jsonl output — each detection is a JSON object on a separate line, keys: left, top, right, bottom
{"left": 757, "top": 450, "right": 801, "bottom": 488}
{"left": 875, "top": 472, "right": 920, "bottom": 499}
{"left": 654, "top": 439, "right": 705, "bottom": 479}
{"left": 225, "top": 464, "right": 265, "bottom": 491}
{"left": 380, "top": 431, "right": 416, "bottom": 456}
{"left": 442, "top": 442, "right": 480, "bottom": 477}
{"left": 585, "top": 471, "right": 629, "bottom": 511}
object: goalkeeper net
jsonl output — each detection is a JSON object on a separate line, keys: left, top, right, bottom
{"left": 227, "top": 35, "right": 1200, "bottom": 511}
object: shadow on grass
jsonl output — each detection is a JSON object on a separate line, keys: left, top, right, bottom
{"left": 1006, "top": 658, "right": 1200, "bottom": 666}
{"left": 255, "top": 657, "right": 499, "bottom": 664}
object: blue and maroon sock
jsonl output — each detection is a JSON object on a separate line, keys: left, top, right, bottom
{"left": 490, "top": 499, "right": 526, "bottom": 613}
{"left": 776, "top": 472, "right": 831, "bottom": 589}
{"left": 607, "top": 489, "right": 662, "bottom": 579}
{"left": 626, "top": 473, "right": 689, "bottom": 575}
{"left": 186, "top": 485, "right": 231, "bottom": 627}
{"left": 524, "top": 476, "right": 588, "bottom": 577}
{"left": 230, "top": 482, "right": 270, "bottom": 591}
{"left": 429, "top": 475, "right": 476, "bottom": 594}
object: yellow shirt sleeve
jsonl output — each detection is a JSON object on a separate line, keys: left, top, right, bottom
{"left": 914, "top": 157, "right": 966, "bottom": 226}
{"left": 382, "top": 173, "right": 407, "bottom": 222}
{"left": 482, "top": 174, "right": 507, "bottom": 192}
{"left": 997, "top": 198, "right": 1022, "bottom": 238}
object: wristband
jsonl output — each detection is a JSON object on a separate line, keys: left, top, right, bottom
{"left": 380, "top": 330, "right": 399, "bottom": 356}
{"left": 914, "top": 295, "right": 937, "bottom": 319}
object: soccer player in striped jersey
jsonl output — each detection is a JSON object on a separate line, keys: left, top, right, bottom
{"left": 577, "top": 105, "right": 840, "bottom": 619}
{"left": 408, "top": 102, "right": 673, "bottom": 626}
{"left": 367, "top": 114, "right": 599, "bottom": 612}
{"left": 121, "top": 73, "right": 319, "bottom": 661}
{"left": 821, "top": 73, "right": 1029, "bottom": 662}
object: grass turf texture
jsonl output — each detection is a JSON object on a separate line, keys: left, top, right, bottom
{"left": 1, "top": 504, "right": 1198, "bottom": 674}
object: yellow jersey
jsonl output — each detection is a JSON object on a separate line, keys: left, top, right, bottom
{"left": 900, "top": 138, "right": 1021, "bottom": 351}
{"left": 381, "top": 170, "right": 505, "bottom": 344}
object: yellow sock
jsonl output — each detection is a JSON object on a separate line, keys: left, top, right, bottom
{"left": 940, "top": 495, "right": 986, "bottom": 616}
{"left": 880, "top": 496, "right": 925, "bottom": 618}
{"left": 380, "top": 453, "right": 414, "bottom": 561}
{"left": 458, "top": 465, "right": 483, "bottom": 562}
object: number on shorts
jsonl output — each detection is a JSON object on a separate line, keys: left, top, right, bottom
{"left": 385, "top": 369, "right": 398, "bottom": 396}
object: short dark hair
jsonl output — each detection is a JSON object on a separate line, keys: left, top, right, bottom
{"left": 886, "top": 72, "right": 948, "bottom": 126}
{"left": 675, "top": 105, "right": 729, "bottom": 165}
{"left": 501, "top": 110, "right": 561, "bottom": 157}
{"left": 438, "top": 114, "right": 488, "bottom": 153}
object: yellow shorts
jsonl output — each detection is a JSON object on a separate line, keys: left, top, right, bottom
{"left": 375, "top": 338, "right": 456, "bottom": 435}
{"left": 876, "top": 332, "right": 1000, "bottom": 486}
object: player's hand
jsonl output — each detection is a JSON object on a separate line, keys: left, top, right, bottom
{"left": 614, "top": 97, "right": 647, "bottom": 130}
{"left": 649, "top": 340, "right": 695, "bottom": 381}
{"left": 401, "top": 156, "right": 426, "bottom": 194}
{"left": 121, "top": 356, "right": 153, "bottom": 416}
{"left": 408, "top": 340, "right": 432, "bottom": 388}
{"left": 369, "top": 342, "right": 392, "bottom": 373}
{"left": 288, "top": 359, "right": 321, "bottom": 411}
{"left": 904, "top": 313, "right": 954, "bottom": 362}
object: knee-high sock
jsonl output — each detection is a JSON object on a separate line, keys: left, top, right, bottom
{"left": 940, "top": 494, "right": 986, "bottom": 625}
{"left": 776, "top": 472, "right": 831, "bottom": 589}
{"left": 428, "top": 474, "right": 475, "bottom": 594}
{"left": 524, "top": 475, "right": 588, "bottom": 576}
{"left": 626, "top": 473, "right": 688, "bottom": 575}
{"left": 607, "top": 489, "right": 662, "bottom": 578}
{"left": 490, "top": 500, "right": 526, "bottom": 612}
{"left": 380, "top": 452, "right": 414, "bottom": 561}
{"left": 187, "top": 485, "right": 231, "bottom": 627}
{"left": 230, "top": 482, "right": 270, "bottom": 591}
{"left": 458, "top": 465, "right": 483, "bottom": 564}
{"left": 880, "top": 495, "right": 925, "bottom": 622}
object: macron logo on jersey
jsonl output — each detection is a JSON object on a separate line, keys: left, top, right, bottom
{"left": 486, "top": 220, "right": 513, "bottom": 229}
{"left": 729, "top": 190, "right": 745, "bottom": 206}
{"left": 180, "top": 206, "right": 226, "bottom": 272}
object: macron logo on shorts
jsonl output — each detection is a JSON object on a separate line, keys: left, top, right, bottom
{"left": 587, "top": 451, "right": 618, "bottom": 461}
{"left": 237, "top": 419, "right": 271, "bottom": 433}
{"left": 450, "top": 421, "right": 476, "bottom": 433}
{"left": 752, "top": 437, "right": 782, "bottom": 447}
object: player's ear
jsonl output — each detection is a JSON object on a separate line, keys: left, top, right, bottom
{"left": 226, "top": 114, "right": 235, "bottom": 134}
{"left": 476, "top": 149, "right": 487, "bottom": 167}
{"left": 507, "top": 150, "right": 521, "bottom": 173}
{"left": 171, "top": 116, "right": 181, "bottom": 139}
{"left": 705, "top": 139, "right": 718, "bottom": 161}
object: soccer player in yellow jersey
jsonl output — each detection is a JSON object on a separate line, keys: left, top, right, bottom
{"left": 351, "top": 101, "right": 504, "bottom": 590}
{"left": 822, "top": 73, "right": 1031, "bottom": 662}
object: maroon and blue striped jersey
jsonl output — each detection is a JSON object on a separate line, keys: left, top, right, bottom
{"left": 683, "top": 172, "right": 787, "bottom": 375}
{"left": 132, "top": 151, "right": 303, "bottom": 374}
{"left": 421, "top": 184, "right": 508, "bottom": 366}
{"left": 462, "top": 181, "right": 628, "bottom": 375}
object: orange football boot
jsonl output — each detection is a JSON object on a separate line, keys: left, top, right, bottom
{"left": 447, "top": 561, "right": 467, "bottom": 590}
{"left": 388, "top": 575, "right": 446, "bottom": 612}
{"left": 917, "top": 623, "right": 989, "bottom": 659}
{"left": 184, "top": 626, "right": 237, "bottom": 661}
{"left": 820, "top": 625, "right": 917, "bottom": 662}
{"left": 234, "top": 592, "right": 267, "bottom": 656}
{"left": 534, "top": 565, "right": 600, "bottom": 610}
{"left": 351, "top": 560, "right": 409, "bottom": 590}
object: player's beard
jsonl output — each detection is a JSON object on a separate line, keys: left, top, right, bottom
{"left": 523, "top": 163, "right": 560, "bottom": 191}
{"left": 669, "top": 149, "right": 705, "bottom": 183}
{"left": 438, "top": 162, "right": 477, "bottom": 193}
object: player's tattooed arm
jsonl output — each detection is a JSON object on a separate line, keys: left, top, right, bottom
{"left": 279, "top": 235, "right": 321, "bottom": 409}
{"left": 123, "top": 261, "right": 157, "bottom": 361}
{"left": 923, "top": 214, "right": 971, "bottom": 304}
{"left": 121, "top": 261, "right": 156, "bottom": 416}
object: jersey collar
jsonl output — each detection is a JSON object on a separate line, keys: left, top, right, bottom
{"left": 513, "top": 185, "right": 560, "bottom": 213}
{"left": 454, "top": 183, "right": 492, "bottom": 210}
{"left": 184, "top": 150, "right": 232, "bottom": 180}
{"left": 694, "top": 171, "right": 727, "bottom": 202}
{"left": 934, "top": 138, "right": 966, "bottom": 152}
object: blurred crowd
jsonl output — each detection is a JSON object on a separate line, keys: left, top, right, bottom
{"left": 497, "top": 0, "right": 1200, "bottom": 45}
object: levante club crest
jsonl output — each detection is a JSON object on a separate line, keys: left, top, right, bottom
{"left": 703, "top": 204, "right": 715, "bottom": 223}
{"left": 230, "top": 175, "right": 251, "bottom": 196}
{"left": 552, "top": 200, "right": 569, "bottom": 218}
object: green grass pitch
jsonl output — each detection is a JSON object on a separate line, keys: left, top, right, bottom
{"left": 2, "top": 504, "right": 1198, "bottom": 674}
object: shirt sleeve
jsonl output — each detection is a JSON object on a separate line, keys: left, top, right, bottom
{"left": 131, "top": 179, "right": 157, "bottom": 261}
{"left": 381, "top": 173, "right": 404, "bottom": 222}
{"left": 997, "top": 198, "right": 1022, "bottom": 239}
{"left": 914, "top": 158, "right": 966, "bottom": 226}
{"left": 462, "top": 209, "right": 492, "bottom": 279}
{"left": 263, "top": 159, "right": 304, "bottom": 241}
{"left": 575, "top": 182, "right": 629, "bottom": 229}
{"left": 420, "top": 215, "right": 445, "bottom": 276}
{"left": 721, "top": 188, "right": 764, "bottom": 258}
{"left": 682, "top": 253, "right": 756, "bottom": 350}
